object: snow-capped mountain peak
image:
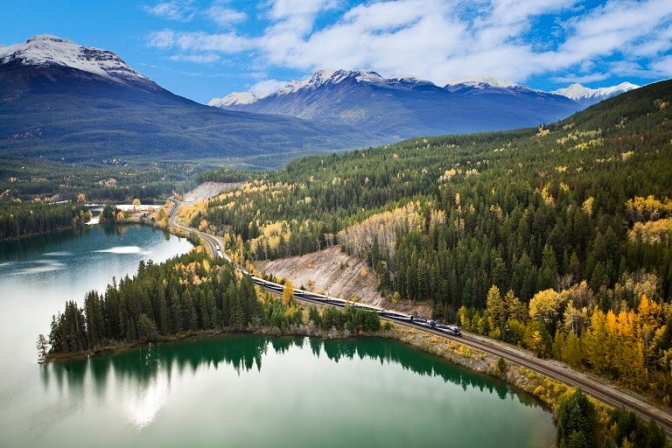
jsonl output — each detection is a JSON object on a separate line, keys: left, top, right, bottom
{"left": 209, "top": 91, "right": 258, "bottom": 107}
{"left": 0, "top": 34, "right": 150, "bottom": 85}
{"left": 208, "top": 69, "right": 386, "bottom": 108}
{"left": 281, "top": 69, "right": 387, "bottom": 92}
{"left": 445, "top": 76, "right": 520, "bottom": 89}
{"left": 211, "top": 69, "right": 434, "bottom": 107}
{"left": 552, "top": 82, "right": 639, "bottom": 102}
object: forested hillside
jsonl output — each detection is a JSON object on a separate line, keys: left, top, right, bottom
{"left": 197, "top": 79, "right": 672, "bottom": 399}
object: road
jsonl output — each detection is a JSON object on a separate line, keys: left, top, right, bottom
{"left": 168, "top": 200, "right": 229, "bottom": 262}
{"left": 167, "top": 199, "right": 672, "bottom": 438}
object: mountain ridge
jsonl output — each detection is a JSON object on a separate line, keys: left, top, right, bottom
{"left": 552, "top": 82, "right": 640, "bottom": 106}
{"left": 0, "top": 35, "right": 388, "bottom": 167}
{"left": 0, "top": 35, "right": 158, "bottom": 91}
{"left": 210, "top": 69, "right": 585, "bottom": 139}
{"left": 213, "top": 70, "right": 638, "bottom": 108}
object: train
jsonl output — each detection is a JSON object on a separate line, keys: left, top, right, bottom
{"left": 201, "top": 222, "right": 461, "bottom": 336}
{"left": 250, "top": 276, "right": 461, "bottom": 337}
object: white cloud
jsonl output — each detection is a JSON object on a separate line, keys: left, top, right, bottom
{"left": 148, "top": 29, "right": 254, "bottom": 53}
{"left": 552, "top": 73, "right": 609, "bottom": 84}
{"left": 169, "top": 53, "right": 221, "bottom": 63}
{"left": 265, "top": 0, "right": 341, "bottom": 20}
{"left": 145, "top": 0, "right": 196, "bottom": 22}
{"left": 206, "top": 4, "right": 247, "bottom": 26}
{"left": 651, "top": 55, "right": 672, "bottom": 76}
{"left": 548, "top": 0, "right": 672, "bottom": 68}
{"left": 146, "top": 0, "right": 672, "bottom": 89}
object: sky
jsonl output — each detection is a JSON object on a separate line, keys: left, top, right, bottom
{"left": 1, "top": 0, "right": 671, "bottom": 104}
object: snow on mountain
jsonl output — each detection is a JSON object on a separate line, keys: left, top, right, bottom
{"left": 209, "top": 92, "right": 257, "bottom": 107}
{"left": 210, "top": 69, "right": 438, "bottom": 107}
{"left": 445, "top": 76, "right": 520, "bottom": 89}
{"left": 0, "top": 34, "right": 150, "bottom": 86}
{"left": 552, "top": 82, "right": 639, "bottom": 105}
{"left": 210, "top": 69, "right": 585, "bottom": 139}
{"left": 447, "top": 76, "right": 519, "bottom": 89}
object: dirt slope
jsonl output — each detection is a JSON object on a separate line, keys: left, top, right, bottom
{"left": 255, "top": 246, "right": 432, "bottom": 317}
{"left": 182, "top": 182, "right": 242, "bottom": 204}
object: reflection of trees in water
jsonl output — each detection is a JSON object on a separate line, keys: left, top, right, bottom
{"left": 321, "top": 338, "right": 521, "bottom": 402}
{"left": 43, "top": 335, "right": 538, "bottom": 408}
{"left": 0, "top": 226, "right": 92, "bottom": 260}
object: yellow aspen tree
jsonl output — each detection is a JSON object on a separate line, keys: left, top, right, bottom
{"left": 283, "top": 281, "right": 295, "bottom": 307}
{"left": 582, "top": 307, "right": 609, "bottom": 374}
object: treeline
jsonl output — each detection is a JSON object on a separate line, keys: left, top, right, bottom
{"left": 196, "top": 168, "right": 254, "bottom": 184}
{"left": 461, "top": 283, "right": 672, "bottom": 399}
{"left": 47, "top": 250, "right": 261, "bottom": 353}
{"left": 0, "top": 158, "right": 187, "bottom": 203}
{"left": 0, "top": 201, "right": 90, "bottom": 241}
{"left": 308, "top": 305, "right": 381, "bottom": 334}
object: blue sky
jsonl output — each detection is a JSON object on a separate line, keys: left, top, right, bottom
{"left": 1, "top": 0, "right": 671, "bottom": 104}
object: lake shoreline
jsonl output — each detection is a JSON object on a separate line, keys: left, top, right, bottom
{"left": 41, "top": 323, "right": 387, "bottom": 364}
{"left": 41, "top": 319, "right": 569, "bottom": 417}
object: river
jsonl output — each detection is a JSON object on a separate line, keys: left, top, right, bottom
{"left": 0, "top": 225, "right": 556, "bottom": 447}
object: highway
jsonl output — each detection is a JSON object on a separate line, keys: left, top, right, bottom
{"left": 168, "top": 200, "right": 229, "bottom": 262}
{"left": 167, "top": 198, "right": 672, "bottom": 438}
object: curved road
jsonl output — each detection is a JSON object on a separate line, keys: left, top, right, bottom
{"left": 168, "top": 200, "right": 228, "bottom": 262}
{"left": 168, "top": 199, "right": 672, "bottom": 438}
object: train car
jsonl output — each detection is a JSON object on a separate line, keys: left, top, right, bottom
{"left": 379, "top": 310, "right": 413, "bottom": 322}
{"left": 300, "top": 292, "right": 327, "bottom": 302}
{"left": 412, "top": 318, "right": 435, "bottom": 329}
{"left": 435, "top": 324, "right": 462, "bottom": 336}
{"left": 346, "top": 302, "right": 378, "bottom": 312}
{"left": 251, "top": 276, "right": 265, "bottom": 286}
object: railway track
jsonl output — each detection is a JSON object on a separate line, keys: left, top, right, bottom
{"left": 168, "top": 198, "right": 672, "bottom": 439}
{"left": 432, "top": 328, "right": 672, "bottom": 438}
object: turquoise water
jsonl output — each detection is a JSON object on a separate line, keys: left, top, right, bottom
{"left": 0, "top": 226, "right": 555, "bottom": 447}
{"left": 0, "top": 225, "right": 193, "bottom": 446}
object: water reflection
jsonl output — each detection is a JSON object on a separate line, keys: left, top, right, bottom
{"left": 43, "top": 335, "right": 538, "bottom": 414}
{"left": 0, "top": 226, "right": 92, "bottom": 261}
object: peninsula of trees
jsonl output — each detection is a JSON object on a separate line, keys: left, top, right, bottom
{"left": 0, "top": 201, "right": 90, "bottom": 241}
{"left": 42, "top": 248, "right": 381, "bottom": 360}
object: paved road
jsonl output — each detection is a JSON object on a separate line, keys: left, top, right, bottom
{"left": 168, "top": 199, "right": 229, "bottom": 262}
{"left": 167, "top": 199, "right": 672, "bottom": 438}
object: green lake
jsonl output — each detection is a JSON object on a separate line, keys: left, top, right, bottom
{"left": 0, "top": 225, "right": 555, "bottom": 447}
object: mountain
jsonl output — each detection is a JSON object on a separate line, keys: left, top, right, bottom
{"left": 0, "top": 36, "right": 386, "bottom": 167}
{"left": 552, "top": 82, "right": 640, "bottom": 107}
{"left": 0, "top": 34, "right": 160, "bottom": 92}
{"left": 210, "top": 70, "right": 583, "bottom": 139}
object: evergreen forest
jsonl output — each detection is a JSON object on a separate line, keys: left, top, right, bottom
{"left": 194, "top": 80, "right": 672, "bottom": 400}
{"left": 0, "top": 201, "right": 91, "bottom": 241}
